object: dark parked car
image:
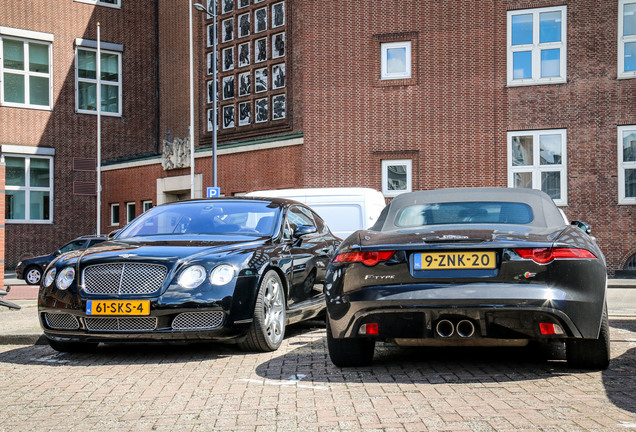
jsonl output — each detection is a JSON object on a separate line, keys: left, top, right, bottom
{"left": 39, "top": 198, "right": 339, "bottom": 352}
{"left": 325, "top": 188, "right": 610, "bottom": 370}
{"left": 16, "top": 235, "right": 107, "bottom": 285}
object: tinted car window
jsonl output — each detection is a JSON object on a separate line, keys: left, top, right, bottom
{"left": 117, "top": 201, "right": 280, "bottom": 238}
{"left": 395, "top": 202, "right": 534, "bottom": 227}
{"left": 283, "top": 206, "right": 315, "bottom": 240}
{"left": 59, "top": 240, "right": 88, "bottom": 254}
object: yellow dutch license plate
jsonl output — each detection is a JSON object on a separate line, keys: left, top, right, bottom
{"left": 86, "top": 300, "right": 150, "bottom": 316}
{"left": 414, "top": 251, "right": 496, "bottom": 270}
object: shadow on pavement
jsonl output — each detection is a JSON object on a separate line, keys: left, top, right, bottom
{"left": 602, "top": 319, "right": 636, "bottom": 415}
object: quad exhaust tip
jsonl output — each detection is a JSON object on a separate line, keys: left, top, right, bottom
{"left": 435, "top": 319, "right": 476, "bottom": 338}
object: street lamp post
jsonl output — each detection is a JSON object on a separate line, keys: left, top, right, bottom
{"left": 193, "top": 1, "right": 218, "bottom": 190}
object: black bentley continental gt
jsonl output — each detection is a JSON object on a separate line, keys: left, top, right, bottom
{"left": 39, "top": 198, "right": 339, "bottom": 352}
{"left": 325, "top": 188, "right": 610, "bottom": 370}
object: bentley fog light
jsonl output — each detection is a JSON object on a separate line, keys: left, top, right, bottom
{"left": 44, "top": 268, "right": 57, "bottom": 287}
{"left": 56, "top": 267, "right": 75, "bottom": 290}
{"left": 210, "top": 264, "right": 235, "bottom": 286}
{"left": 178, "top": 265, "right": 207, "bottom": 289}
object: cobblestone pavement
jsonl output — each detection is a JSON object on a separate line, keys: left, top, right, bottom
{"left": 0, "top": 320, "right": 635, "bottom": 432}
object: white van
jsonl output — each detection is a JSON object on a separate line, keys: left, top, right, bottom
{"left": 246, "top": 187, "right": 386, "bottom": 239}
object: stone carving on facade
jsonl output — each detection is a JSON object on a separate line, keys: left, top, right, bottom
{"left": 162, "top": 137, "right": 191, "bottom": 170}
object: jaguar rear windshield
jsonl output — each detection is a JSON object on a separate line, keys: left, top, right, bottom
{"left": 394, "top": 201, "right": 534, "bottom": 227}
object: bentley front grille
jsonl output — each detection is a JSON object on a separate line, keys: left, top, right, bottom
{"left": 85, "top": 317, "right": 157, "bottom": 332}
{"left": 172, "top": 312, "right": 225, "bottom": 330}
{"left": 82, "top": 263, "right": 167, "bottom": 295}
{"left": 45, "top": 313, "right": 80, "bottom": 330}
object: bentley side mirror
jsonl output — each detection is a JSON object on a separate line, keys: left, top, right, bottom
{"left": 571, "top": 221, "right": 591, "bottom": 235}
{"left": 293, "top": 225, "right": 317, "bottom": 238}
{"left": 108, "top": 229, "right": 121, "bottom": 239}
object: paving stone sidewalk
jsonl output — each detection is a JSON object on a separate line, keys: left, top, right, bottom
{"left": 0, "top": 319, "right": 634, "bottom": 431}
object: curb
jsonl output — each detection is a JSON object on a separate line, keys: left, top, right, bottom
{"left": 0, "top": 334, "right": 47, "bottom": 346}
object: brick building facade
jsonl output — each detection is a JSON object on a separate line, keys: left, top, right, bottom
{"left": 2, "top": 0, "right": 635, "bottom": 275}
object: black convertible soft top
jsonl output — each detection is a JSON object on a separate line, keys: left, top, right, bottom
{"left": 372, "top": 187, "right": 566, "bottom": 231}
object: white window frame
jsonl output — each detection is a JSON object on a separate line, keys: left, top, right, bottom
{"left": 619, "top": 0, "right": 636, "bottom": 79}
{"left": 507, "top": 6, "right": 567, "bottom": 86}
{"left": 75, "top": 43, "right": 123, "bottom": 117}
{"left": 618, "top": 125, "right": 636, "bottom": 204}
{"left": 74, "top": 0, "right": 121, "bottom": 8}
{"left": 380, "top": 41, "right": 411, "bottom": 80}
{"left": 126, "top": 202, "right": 136, "bottom": 224}
{"left": 110, "top": 203, "right": 120, "bottom": 226}
{"left": 3, "top": 148, "right": 55, "bottom": 224}
{"left": 142, "top": 200, "right": 153, "bottom": 212}
{"left": 507, "top": 129, "right": 568, "bottom": 206}
{"left": 381, "top": 159, "right": 412, "bottom": 197}
{"left": 0, "top": 28, "right": 54, "bottom": 110}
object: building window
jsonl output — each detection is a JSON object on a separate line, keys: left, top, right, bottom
{"left": 143, "top": 200, "right": 153, "bottom": 212}
{"left": 255, "top": 38, "right": 267, "bottom": 63}
{"left": 4, "top": 154, "right": 53, "bottom": 223}
{"left": 126, "top": 202, "right": 136, "bottom": 224}
{"left": 0, "top": 33, "right": 52, "bottom": 109}
{"left": 239, "top": 72, "right": 250, "bottom": 96}
{"left": 238, "top": 13, "right": 250, "bottom": 38}
{"left": 507, "top": 6, "right": 567, "bottom": 86}
{"left": 223, "top": 105, "right": 235, "bottom": 128}
{"left": 222, "top": 47, "right": 234, "bottom": 71}
{"left": 619, "top": 0, "right": 636, "bottom": 78}
{"left": 255, "top": 97, "right": 268, "bottom": 122}
{"left": 222, "top": 75, "right": 235, "bottom": 99}
{"left": 272, "top": 63, "right": 285, "bottom": 89}
{"left": 272, "top": 94, "right": 285, "bottom": 120}
{"left": 222, "top": 0, "right": 234, "bottom": 14}
{"left": 239, "top": 101, "right": 251, "bottom": 125}
{"left": 380, "top": 41, "right": 411, "bottom": 80}
{"left": 75, "top": 47, "right": 122, "bottom": 116}
{"left": 381, "top": 160, "right": 412, "bottom": 197}
{"left": 255, "top": 8, "right": 267, "bottom": 33}
{"left": 619, "top": 125, "right": 636, "bottom": 204}
{"left": 222, "top": 18, "right": 234, "bottom": 43}
{"left": 272, "top": 2, "right": 285, "bottom": 28}
{"left": 255, "top": 67, "right": 267, "bottom": 92}
{"left": 272, "top": 32, "right": 285, "bottom": 58}
{"left": 507, "top": 129, "right": 567, "bottom": 205}
{"left": 238, "top": 42, "right": 250, "bottom": 67}
{"left": 110, "top": 203, "right": 120, "bottom": 226}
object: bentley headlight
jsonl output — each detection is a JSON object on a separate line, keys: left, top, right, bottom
{"left": 56, "top": 267, "right": 75, "bottom": 290}
{"left": 178, "top": 265, "right": 207, "bottom": 289}
{"left": 210, "top": 264, "right": 235, "bottom": 286}
{"left": 44, "top": 268, "right": 57, "bottom": 287}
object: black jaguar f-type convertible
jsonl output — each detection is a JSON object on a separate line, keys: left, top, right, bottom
{"left": 39, "top": 197, "right": 339, "bottom": 352}
{"left": 325, "top": 188, "right": 610, "bottom": 369}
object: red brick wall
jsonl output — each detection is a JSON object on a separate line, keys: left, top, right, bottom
{"left": 0, "top": 162, "right": 5, "bottom": 288}
{"left": 1, "top": 0, "right": 158, "bottom": 268}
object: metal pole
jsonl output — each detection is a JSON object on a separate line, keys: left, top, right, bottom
{"left": 96, "top": 22, "right": 102, "bottom": 235}
{"left": 212, "top": 0, "right": 217, "bottom": 188}
{"left": 189, "top": 1, "right": 196, "bottom": 198}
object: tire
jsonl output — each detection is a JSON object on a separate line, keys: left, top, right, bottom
{"left": 326, "top": 319, "right": 375, "bottom": 367}
{"left": 239, "top": 270, "right": 286, "bottom": 352}
{"left": 47, "top": 338, "right": 98, "bottom": 353}
{"left": 25, "top": 266, "right": 42, "bottom": 285}
{"left": 566, "top": 304, "right": 610, "bottom": 370}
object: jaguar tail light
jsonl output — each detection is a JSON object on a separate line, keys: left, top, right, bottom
{"left": 333, "top": 250, "right": 396, "bottom": 266}
{"left": 539, "top": 322, "right": 564, "bottom": 335}
{"left": 514, "top": 247, "right": 597, "bottom": 264}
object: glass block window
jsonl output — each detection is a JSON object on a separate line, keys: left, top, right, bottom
{"left": 222, "top": 18, "right": 234, "bottom": 43}
{"left": 211, "top": 0, "right": 287, "bottom": 132}
{"left": 272, "top": 94, "right": 285, "bottom": 120}
{"left": 255, "top": 97, "right": 268, "bottom": 122}
{"left": 239, "top": 101, "right": 251, "bottom": 125}
{"left": 619, "top": 126, "right": 636, "bottom": 204}
{"left": 508, "top": 130, "right": 567, "bottom": 205}
{"left": 238, "top": 42, "right": 250, "bottom": 67}
{"left": 76, "top": 47, "right": 122, "bottom": 116}
{"left": 238, "top": 72, "right": 251, "bottom": 96}
{"left": 619, "top": 0, "right": 636, "bottom": 78}
{"left": 255, "top": 8, "right": 267, "bottom": 33}
{"left": 4, "top": 154, "right": 53, "bottom": 223}
{"left": 1, "top": 36, "right": 52, "bottom": 109}
{"left": 239, "top": 13, "right": 250, "bottom": 38}
{"left": 272, "top": 2, "right": 285, "bottom": 28}
{"left": 380, "top": 41, "right": 411, "bottom": 80}
{"left": 222, "top": 75, "right": 235, "bottom": 99}
{"left": 255, "top": 67, "right": 268, "bottom": 92}
{"left": 507, "top": 6, "right": 567, "bottom": 85}
{"left": 381, "top": 159, "right": 412, "bottom": 197}
{"left": 223, "top": 105, "right": 235, "bottom": 128}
